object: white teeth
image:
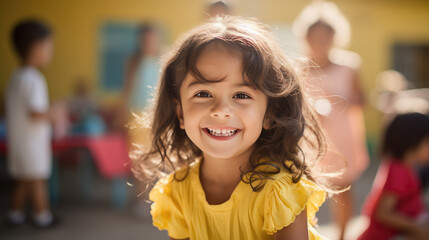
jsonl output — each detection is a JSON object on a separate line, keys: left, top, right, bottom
{"left": 207, "top": 128, "right": 238, "bottom": 137}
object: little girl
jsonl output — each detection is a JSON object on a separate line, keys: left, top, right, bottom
{"left": 359, "top": 113, "right": 429, "bottom": 240}
{"left": 133, "top": 16, "right": 333, "bottom": 240}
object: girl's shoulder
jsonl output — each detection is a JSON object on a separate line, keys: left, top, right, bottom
{"left": 149, "top": 161, "right": 199, "bottom": 197}
{"left": 251, "top": 159, "right": 319, "bottom": 189}
{"left": 250, "top": 159, "right": 325, "bottom": 207}
{"left": 149, "top": 164, "right": 198, "bottom": 239}
{"left": 254, "top": 162, "right": 326, "bottom": 234}
{"left": 260, "top": 166, "right": 323, "bottom": 198}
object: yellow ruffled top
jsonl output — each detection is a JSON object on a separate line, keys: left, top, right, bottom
{"left": 149, "top": 159, "right": 327, "bottom": 240}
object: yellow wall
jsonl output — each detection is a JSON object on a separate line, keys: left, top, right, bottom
{"left": 1, "top": 0, "right": 429, "bottom": 140}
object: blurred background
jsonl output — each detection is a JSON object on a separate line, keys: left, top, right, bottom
{"left": 1, "top": 0, "right": 429, "bottom": 239}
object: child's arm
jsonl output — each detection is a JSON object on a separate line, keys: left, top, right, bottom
{"left": 376, "top": 193, "right": 429, "bottom": 239}
{"left": 273, "top": 207, "right": 309, "bottom": 240}
{"left": 25, "top": 75, "right": 52, "bottom": 122}
{"left": 29, "top": 102, "right": 62, "bottom": 122}
{"left": 351, "top": 70, "right": 365, "bottom": 106}
{"left": 30, "top": 106, "right": 56, "bottom": 123}
{"left": 30, "top": 110, "right": 51, "bottom": 121}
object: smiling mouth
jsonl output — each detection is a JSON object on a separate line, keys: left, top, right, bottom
{"left": 205, "top": 128, "right": 239, "bottom": 137}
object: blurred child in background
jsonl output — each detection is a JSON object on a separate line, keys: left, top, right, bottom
{"left": 359, "top": 113, "right": 429, "bottom": 240}
{"left": 68, "top": 77, "right": 105, "bottom": 136}
{"left": 117, "top": 23, "right": 161, "bottom": 146}
{"left": 118, "top": 23, "right": 161, "bottom": 218}
{"left": 119, "top": 23, "right": 160, "bottom": 116}
{"left": 5, "top": 19, "right": 58, "bottom": 228}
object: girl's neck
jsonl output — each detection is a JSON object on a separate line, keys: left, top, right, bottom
{"left": 311, "top": 55, "right": 331, "bottom": 68}
{"left": 200, "top": 151, "right": 251, "bottom": 187}
{"left": 402, "top": 152, "right": 418, "bottom": 168}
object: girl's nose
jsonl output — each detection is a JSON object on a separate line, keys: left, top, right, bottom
{"left": 210, "top": 98, "right": 232, "bottom": 118}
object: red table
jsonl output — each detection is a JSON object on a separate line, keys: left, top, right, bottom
{"left": 0, "top": 133, "right": 130, "bottom": 178}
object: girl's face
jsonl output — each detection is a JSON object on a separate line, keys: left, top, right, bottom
{"left": 414, "top": 137, "right": 429, "bottom": 165}
{"left": 177, "top": 44, "right": 269, "bottom": 160}
{"left": 306, "top": 24, "right": 334, "bottom": 58}
{"left": 140, "top": 30, "right": 159, "bottom": 56}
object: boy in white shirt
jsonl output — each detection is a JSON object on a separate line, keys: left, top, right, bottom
{"left": 5, "top": 19, "right": 57, "bottom": 228}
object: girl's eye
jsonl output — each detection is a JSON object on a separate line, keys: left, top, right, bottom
{"left": 233, "top": 93, "right": 251, "bottom": 99}
{"left": 194, "top": 91, "right": 212, "bottom": 98}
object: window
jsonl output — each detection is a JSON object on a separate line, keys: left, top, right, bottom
{"left": 393, "top": 43, "right": 429, "bottom": 88}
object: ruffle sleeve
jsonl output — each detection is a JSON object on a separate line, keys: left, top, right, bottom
{"left": 149, "top": 174, "right": 189, "bottom": 239}
{"left": 262, "top": 173, "right": 326, "bottom": 235}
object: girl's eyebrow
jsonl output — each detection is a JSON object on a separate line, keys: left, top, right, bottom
{"left": 186, "top": 76, "right": 253, "bottom": 89}
{"left": 234, "top": 82, "right": 253, "bottom": 88}
{"left": 186, "top": 76, "right": 226, "bottom": 88}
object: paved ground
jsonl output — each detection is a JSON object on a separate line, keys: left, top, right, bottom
{"left": 0, "top": 157, "right": 388, "bottom": 240}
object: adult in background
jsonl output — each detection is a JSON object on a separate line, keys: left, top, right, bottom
{"left": 293, "top": 2, "right": 369, "bottom": 239}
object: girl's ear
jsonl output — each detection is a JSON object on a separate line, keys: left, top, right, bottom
{"left": 175, "top": 100, "right": 185, "bottom": 129}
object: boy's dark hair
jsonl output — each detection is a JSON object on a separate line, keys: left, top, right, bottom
{"left": 11, "top": 19, "right": 52, "bottom": 60}
{"left": 382, "top": 113, "right": 429, "bottom": 159}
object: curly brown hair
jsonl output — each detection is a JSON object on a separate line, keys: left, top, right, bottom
{"left": 132, "top": 16, "right": 331, "bottom": 192}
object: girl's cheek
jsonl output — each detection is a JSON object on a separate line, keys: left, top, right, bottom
{"left": 188, "top": 101, "right": 211, "bottom": 112}
{"left": 422, "top": 148, "right": 429, "bottom": 163}
{"left": 239, "top": 103, "right": 266, "bottom": 119}
{"left": 183, "top": 103, "right": 209, "bottom": 119}
{"left": 418, "top": 141, "right": 429, "bottom": 163}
